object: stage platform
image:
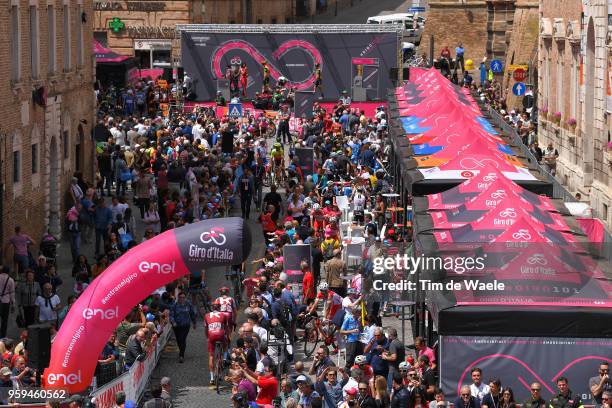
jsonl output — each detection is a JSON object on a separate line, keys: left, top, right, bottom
{"left": 183, "top": 101, "right": 387, "bottom": 118}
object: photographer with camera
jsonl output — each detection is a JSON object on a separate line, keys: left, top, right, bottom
{"left": 268, "top": 319, "right": 293, "bottom": 373}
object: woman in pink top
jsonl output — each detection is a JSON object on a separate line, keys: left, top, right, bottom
{"left": 5, "top": 226, "right": 34, "bottom": 275}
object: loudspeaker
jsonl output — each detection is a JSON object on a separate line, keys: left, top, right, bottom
{"left": 26, "top": 323, "right": 51, "bottom": 371}
{"left": 177, "top": 67, "right": 185, "bottom": 82}
{"left": 389, "top": 68, "right": 399, "bottom": 81}
{"left": 162, "top": 67, "right": 173, "bottom": 83}
{"left": 403, "top": 67, "right": 410, "bottom": 81}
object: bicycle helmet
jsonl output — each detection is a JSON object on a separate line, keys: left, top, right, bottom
{"left": 146, "top": 313, "right": 155, "bottom": 322}
{"left": 355, "top": 355, "right": 367, "bottom": 365}
{"left": 318, "top": 282, "right": 329, "bottom": 291}
{"left": 274, "top": 142, "right": 281, "bottom": 149}
{"left": 399, "top": 361, "right": 410, "bottom": 370}
{"left": 212, "top": 299, "right": 221, "bottom": 310}
{"left": 220, "top": 286, "right": 230, "bottom": 295}
{"left": 312, "top": 203, "right": 321, "bottom": 211}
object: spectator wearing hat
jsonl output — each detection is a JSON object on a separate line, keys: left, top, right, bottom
{"left": 338, "top": 387, "right": 359, "bottom": 408}
{"left": 297, "top": 374, "right": 320, "bottom": 408}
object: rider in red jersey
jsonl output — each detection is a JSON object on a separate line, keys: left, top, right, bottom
{"left": 204, "top": 300, "right": 229, "bottom": 384}
{"left": 216, "top": 286, "right": 236, "bottom": 332}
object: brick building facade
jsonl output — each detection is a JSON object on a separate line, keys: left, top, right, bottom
{"left": 94, "top": 0, "right": 295, "bottom": 64}
{"left": 0, "top": 0, "right": 96, "bottom": 263}
{"left": 420, "top": 0, "right": 538, "bottom": 110}
{"left": 538, "top": 0, "right": 612, "bottom": 226}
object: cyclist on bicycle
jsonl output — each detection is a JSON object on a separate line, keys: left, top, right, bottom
{"left": 270, "top": 142, "right": 284, "bottom": 169}
{"left": 204, "top": 300, "right": 229, "bottom": 385}
{"left": 306, "top": 282, "right": 342, "bottom": 321}
{"left": 216, "top": 286, "right": 236, "bottom": 332}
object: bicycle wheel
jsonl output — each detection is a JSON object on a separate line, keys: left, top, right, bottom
{"left": 214, "top": 342, "right": 223, "bottom": 394}
{"left": 303, "top": 318, "right": 319, "bottom": 357}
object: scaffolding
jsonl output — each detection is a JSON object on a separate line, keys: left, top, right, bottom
{"left": 175, "top": 24, "right": 404, "bottom": 36}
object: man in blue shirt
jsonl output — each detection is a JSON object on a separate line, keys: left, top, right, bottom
{"left": 315, "top": 367, "right": 349, "bottom": 408}
{"left": 340, "top": 307, "right": 363, "bottom": 370}
{"left": 94, "top": 198, "right": 113, "bottom": 256}
{"left": 456, "top": 43, "right": 465, "bottom": 72}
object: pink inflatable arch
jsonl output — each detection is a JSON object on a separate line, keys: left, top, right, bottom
{"left": 43, "top": 217, "right": 251, "bottom": 393}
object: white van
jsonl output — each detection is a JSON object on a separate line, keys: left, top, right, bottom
{"left": 366, "top": 13, "right": 424, "bottom": 31}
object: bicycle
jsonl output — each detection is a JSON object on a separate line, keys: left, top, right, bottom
{"left": 300, "top": 313, "right": 337, "bottom": 358}
{"left": 213, "top": 341, "right": 225, "bottom": 394}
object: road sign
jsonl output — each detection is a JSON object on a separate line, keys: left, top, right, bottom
{"left": 512, "top": 82, "right": 526, "bottom": 96}
{"left": 409, "top": 6, "right": 426, "bottom": 12}
{"left": 228, "top": 103, "right": 243, "bottom": 118}
{"left": 513, "top": 68, "right": 527, "bottom": 82}
{"left": 490, "top": 59, "right": 504, "bottom": 73}
{"left": 508, "top": 64, "right": 529, "bottom": 72}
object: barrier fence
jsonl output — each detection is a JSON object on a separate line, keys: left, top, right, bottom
{"left": 89, "top": 322, "right": 173, "bottom": 408}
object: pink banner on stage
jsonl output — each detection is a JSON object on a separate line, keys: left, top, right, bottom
{"left": 352, "top": 57, "right": 379, "bottom": 65}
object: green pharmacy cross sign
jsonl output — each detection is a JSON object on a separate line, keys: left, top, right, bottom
{"left": 109, "top": 17, "right": 125, "bottom": 33}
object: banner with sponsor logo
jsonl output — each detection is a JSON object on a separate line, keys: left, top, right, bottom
{"left": 283, "top": 244, "right": 311, "bottom": 300}
{"left": 440, "top": 335, "right": 612, "bottom": 405}
{"left": 181, "top": 29, "right": 398, "bottom": 101}
{"left": 91, "top": 324, "right": 173, "bottom": 408}
{"left": 44, "top": 218, "right": 252, "bottom": 393}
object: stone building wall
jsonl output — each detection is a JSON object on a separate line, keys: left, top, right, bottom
{"left": 1, "top": 0, "right": 96, "bottom": 262}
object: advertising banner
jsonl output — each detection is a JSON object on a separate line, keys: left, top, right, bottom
{"left": 283, "top": 244, "right": 312, "bottom": 299}
{"left": 45, "top": 218, "right": 251, "bottom": 393}
{"left": 181, "top": 30, "right": 398, "bottom": 101}
{"left": 440, "top": 336, "right": 612, "bottom": 404}
{"left": 295, "top": 148, "right": 315, "bottom": 176}
{"left": 91, "top": 323, "right": 173, "bottom": 408}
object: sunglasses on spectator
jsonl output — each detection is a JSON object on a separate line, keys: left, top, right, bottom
{"left": 602, "top": 397, "right": 610, "bottom": 401}
{"left": 461, "top": 394, "right": 470, "bottom": 397}
{"left": 359, "top": 388, "right": 368, "bottom": 392}
{"left": 531, "top": 389, "right": 541, "bottom": 392}
{"left": 601, "top": 369, "right": 610, "bottom": 373}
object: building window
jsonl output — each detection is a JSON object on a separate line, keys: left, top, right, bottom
{"left": 10, "top": 5, "right": 20, "bottom": 82}
{"left": 63, "top": 130, "right": 69, "bottom": 159}
{"left": 257, "top": 18, "right": 263, "bottom": 24}
{"left": 13, "top": 151, "right": 21, "bottom": 183}
{"left": 570, "top": 51, "right": 578, "bottom": 121}
{"left": 63, "top": 4, "right": 71, "bottom": 71}
{"left": 271, "top": 17, "right": 277, "bottom": 24}
{"left": 30, "top": 6, "right": 39, "bottom": 79}
{"left": 48, "top": 6, "right": 56, "bottom": 73}
{"left": 76, "top": 5, "right": 83, "bottom": 67}
{"left": 604, "top": 203, "right": 609, "bottom": 222}
{"left": 75, "top": 142, "right": 81, "bottom": 171}
{"left": 32, "top": 144, "right": 39, "bottom": 174}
